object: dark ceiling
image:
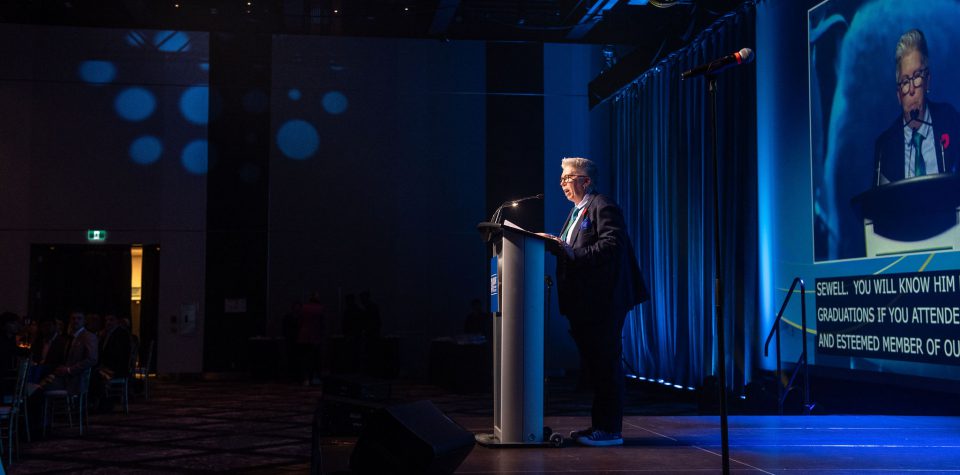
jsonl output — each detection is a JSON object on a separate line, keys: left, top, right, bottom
{"left": 1, "top": 0, "right": 744, "bottom": 46}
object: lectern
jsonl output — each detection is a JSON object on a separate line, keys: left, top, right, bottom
{"left": 475, "top": 221, "right": 551, "bottom": 447}
{"left": 853, "top": 174, "right": 960, "bottom": 257}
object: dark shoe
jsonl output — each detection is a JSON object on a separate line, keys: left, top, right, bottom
{"left": 569, "top": 427, "right": 594, "bottom": 439}
{"left": 575, "top": 430, "right": 623, "bottom": 447}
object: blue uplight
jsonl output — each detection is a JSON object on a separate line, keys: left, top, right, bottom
{"left": 78, "top": 60, "right": 116, "bottom": 84}
{"left": 181, "top": 139, "right": 209, "bottom": 175}
{"left": 322, "top": 91, "right": 348, "bottom": 115}
{"left": 179, "top": 86, "right": 209, "bottom": 125}
{"left": 114, "top": 87, "right": 156, "bottom": 122}
{"left": 129, "top": 136, "right": 162, "bottom": 165}
{"left": 288, "top": 89, "right": 302, "bottom": 101}
{"left": 276, "top": 120, "right": 319, "bottom": 160}
{"left": 154, "top": 31, "right": 191, "bottom": 52}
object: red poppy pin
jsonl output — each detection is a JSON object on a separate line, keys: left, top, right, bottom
{"left": 941, "top": 133, "right": 950, "bottom": 151}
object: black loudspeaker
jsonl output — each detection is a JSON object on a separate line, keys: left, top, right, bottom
{"left": 349, "top": 400, "right": 475, "bottom": 474}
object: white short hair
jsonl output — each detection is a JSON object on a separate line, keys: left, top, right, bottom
{"left": 561, "top": 157, "right": 597, "bottom": 192}
{"left": 895, "top": 29, "right": 929, "bottom": 81}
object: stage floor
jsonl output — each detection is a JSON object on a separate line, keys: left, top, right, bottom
{"left": 432, "top": 414, "right": 960, "bottom": 474}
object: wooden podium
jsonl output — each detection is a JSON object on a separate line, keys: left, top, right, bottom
{"left": 475, "top": 221, "right": 555, "bottom": 447}
{"left": 853, "top": 174, "right": 960, "bottom": 257}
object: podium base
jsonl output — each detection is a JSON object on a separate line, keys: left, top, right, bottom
{"left": 475, "top": 432, "right": 562, "bottom": 448}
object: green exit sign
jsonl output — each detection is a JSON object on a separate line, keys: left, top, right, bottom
{"left": 87, "top": 229, "right": 108, "bottom": 242}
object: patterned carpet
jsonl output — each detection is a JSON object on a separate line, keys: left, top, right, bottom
{"left": 11, "top": 379, "right": 321, "bottom": 474}
{"left": 5, "top": 375, "right": 694, "bottom": 474}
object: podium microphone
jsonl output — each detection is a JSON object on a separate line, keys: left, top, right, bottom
{"left": 909, "top": 109, "right": 933, "bottom": 126}
{"left": 491, "top": 193, "right": 544, "bottom": 223}
{"left": 681, "top": 48, "right": 754, "bottom": 80}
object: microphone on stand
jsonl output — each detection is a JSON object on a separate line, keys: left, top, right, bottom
{"left": 490, "top": 193, "right": 544, "bottom": 224}
{"left": 681, "top": 48, "right": 754, "bottom": 80}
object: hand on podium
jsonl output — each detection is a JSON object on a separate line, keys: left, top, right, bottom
{"left": 537, "top": 233, "right": 572, "bottom": 258}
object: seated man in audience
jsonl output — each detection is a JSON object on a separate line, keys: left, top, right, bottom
{"left": 29, "top": 318, "right": 67, "bottom": 383}
{"left": 92, "top": 314, "right": 132, "bottom": 412}
{"left": 0, "top": 311, "right": 27, "bottom": 394}
{"left": 27, "top": 311, "right": 98, "bottom": 433}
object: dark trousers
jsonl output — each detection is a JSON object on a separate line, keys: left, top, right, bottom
{"left": 568, "top": 310, "right": 627, "bottom": 434}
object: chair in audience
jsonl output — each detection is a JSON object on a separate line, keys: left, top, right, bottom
{"left": 0, "top": 358, "right": 31, "bottom": 465}
{"left": 132, "top": 341, "right": 154, "bottom": 400}
{"left": 42, "top": 367, "right": 91, "bottom": 436}
{"left": 104, "top": 341, "right": 139, "bottom": 414}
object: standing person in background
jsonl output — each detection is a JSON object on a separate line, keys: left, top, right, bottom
{"left": 298, "top": 293, "right": 325, "bottom": 386}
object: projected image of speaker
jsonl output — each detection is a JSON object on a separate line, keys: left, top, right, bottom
{"left": 349, "top": 400, "right": 475, "bottom": 474}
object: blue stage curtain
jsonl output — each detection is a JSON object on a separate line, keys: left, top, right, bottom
{"left": 615, "top": 3, "right": 758, "bottom": 393}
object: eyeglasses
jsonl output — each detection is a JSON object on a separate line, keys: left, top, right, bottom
{"left": 560, "top": 174, "right": 588, "bottom": 184}
{"left": 898, "top": 68, "right": 929, "bottom": 95}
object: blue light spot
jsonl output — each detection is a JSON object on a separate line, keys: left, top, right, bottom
{"left": 288, "top": 89, "right": 302, "bottom": 101}
{"left": 181, "top": 140, "right": 208, "bottom": 175}
{"left": 322, "top": 91, "right": 348, "bottom": 115}
{"left": 78, "top": 60, "right": 116, "bottom": 84}
{"left": 114, "top": 87, "right": 156, "bottom": 122}
{"left": 199, "top": 62, "right": 210, "bottom": 72}
{"left": 179, "top": 86, "right": 208, "bottom": 125}
{"left": 242, "top": 89, "right": 269, "bottom": 114}
{"left": 154, "top": 31, "right": 191, "bottom": 52}
{"left": 277, "top": 120, "right": 319, "bottom": 160}
{"left": 129, "top": 136, "right": 162, "bottom": 165}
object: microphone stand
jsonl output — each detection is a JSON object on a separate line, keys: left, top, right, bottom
{"left": 708, "top": 75, "right": 731, "bottom": 475}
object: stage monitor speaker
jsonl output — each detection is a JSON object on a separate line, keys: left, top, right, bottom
{"left": 349, "top": 400, "right": 475, "bottom": 474}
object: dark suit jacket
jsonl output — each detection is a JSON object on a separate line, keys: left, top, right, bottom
{"left": 556, "top": 193, "right": 649, "bottom": 320}
{"left": 875, "top": 100, "right": 960, "bottom": 185}
{"left": 99, "top": 327, "right": 132, "bottom": 377}
{"left": 62, "top": 328, "right": 99, "bottom": 393}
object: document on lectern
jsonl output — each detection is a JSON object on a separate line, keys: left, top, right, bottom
{"left": 502, "top": 220, "right": 527, "bottom": 232}
{"left": 503, "top": 220, "right": 561, "bottom": 254}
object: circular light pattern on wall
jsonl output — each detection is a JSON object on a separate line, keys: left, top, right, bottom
{"left": 114, "top": 87, "right": 157, "bottom": 122}
{"left": 276, "top": 120, "right": 319, "bottom": 160}
{"left": 78, "top": 60, "right": 117, "bottom": 84}
{"left": 179, "top": 86, "right": 209, "bottom": 125}
{"left": 181, "top": 139, "right": 209, "bottom": 174}
{"left": 288, "top": 89, "right": 302, "bottom": 101}
{"left": 322, "top": 91, "right": 348, "bottom": 115}
{"left": 129, "top": 135, "right": 163, "bottom": 165}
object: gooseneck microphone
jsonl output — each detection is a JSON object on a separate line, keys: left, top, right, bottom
{"left": 681, "top": 48, "right": 754, "bottom": 80}
{"left": 490, "top": 193, "right": 544, "bottom": 223}
{"left": 909, "top": 109, "right": 933, "bottom": 126}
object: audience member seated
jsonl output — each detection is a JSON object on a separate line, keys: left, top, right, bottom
{"left": 92, "top": 314, "right": 132, "bottom": 412}
{"left": 0, "top": 312, "right": 28, "bottom": 395}
{"left": 119, "top": 317, "right": 140, "bottom": 353}
{"left": 29, "top": 318, "right": 67, "bottom": 383}
{"left": 27, "top": 311, "right": 99, "bottom": 435}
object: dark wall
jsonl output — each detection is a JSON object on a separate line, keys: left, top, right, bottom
{"left": 267, "top": 36, "right": 489, "bottom": 377}
{"left": 486, "top": 42, "right": 545, "bottom": 231}
{"left": 0, "top": 24, "right": 208, "bottom": 373}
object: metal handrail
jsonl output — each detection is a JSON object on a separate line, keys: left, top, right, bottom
{"left": 763, "top": 277, "right": 813, "bottom": 414}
